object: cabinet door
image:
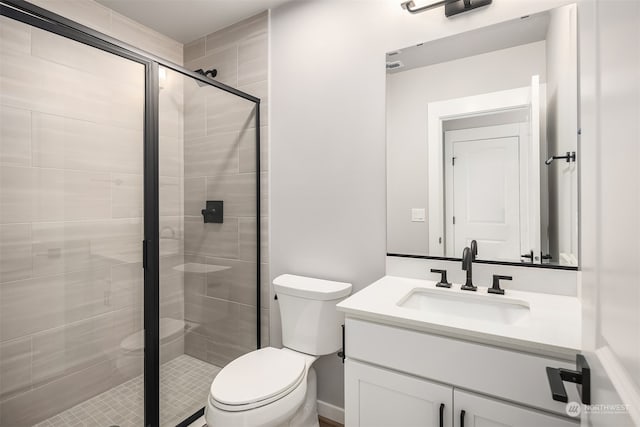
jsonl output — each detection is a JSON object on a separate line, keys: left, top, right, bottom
{"left": 453, "top": 390, "right": 578, "bottom": 427}
{"left": 345, "top": 359, "right": 453, "bottom": 427}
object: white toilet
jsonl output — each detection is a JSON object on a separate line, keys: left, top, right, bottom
{"left": 205, "top": 274, "right": 352, "bottom": 427}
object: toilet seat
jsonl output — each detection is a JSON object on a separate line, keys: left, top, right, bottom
{"left": 210, "top": 347, "right": 307, "bottom": 412}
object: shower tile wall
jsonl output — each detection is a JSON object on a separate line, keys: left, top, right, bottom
{"left": 26, "top": 0, "right": 183, "bottom": 64}
{"left": 182, "top": 12, "right": 270, "bottom": 367}
{"left": 0, "top": 1, "right": 184, "bottom": 425}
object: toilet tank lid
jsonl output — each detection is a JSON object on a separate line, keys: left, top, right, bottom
{"left": 273, "top": 274, "right": 352, "bottom": 301}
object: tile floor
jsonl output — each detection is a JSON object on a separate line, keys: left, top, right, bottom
{"left": 34, "top": 355, "right": 220, "bottom": 427}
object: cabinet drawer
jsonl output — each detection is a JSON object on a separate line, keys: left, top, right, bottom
{"left": 345, "top": 318, "right": 580, "bottom": 416}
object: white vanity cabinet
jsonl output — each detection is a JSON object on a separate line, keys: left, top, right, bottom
{"left": 346, "top": 360, "right": 576, "bottom": 427}
{"left": 343, "top": 318, "right": 579, "bottom": 427}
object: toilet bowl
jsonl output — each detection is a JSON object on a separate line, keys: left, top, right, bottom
{"left": 206, "top": 348, "right": 318, "bottom": 427}
{"left": 205, "top": 275, "right": 352, "bottom": 427}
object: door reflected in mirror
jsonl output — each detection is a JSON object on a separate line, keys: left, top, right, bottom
{"left": 386, "top": 4, "right": 578, "bottom": 267}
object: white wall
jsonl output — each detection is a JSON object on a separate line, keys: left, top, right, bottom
{"left": 545, "top": 4, "right": 578, "bottom": 264}
{"left": 387, "top": 41, "right": 547, "bottom": 255}
{"left": 270, "top": 0, "right": 575, "bottom": 410}
{"left": 579, "top": 0, "right": 640, "bottom": 425}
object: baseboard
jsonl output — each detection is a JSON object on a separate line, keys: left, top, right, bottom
{"left": 317, "top": 400, "right": 344, "bottom": 425}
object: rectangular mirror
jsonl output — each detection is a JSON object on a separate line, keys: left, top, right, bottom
{"left": 386, "top": 4, "right": 578, "bottom": 268}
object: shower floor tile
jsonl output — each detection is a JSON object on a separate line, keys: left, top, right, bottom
{"left": 34, "top": 355, "right": 220, "bottom": 427}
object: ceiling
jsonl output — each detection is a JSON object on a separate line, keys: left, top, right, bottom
{"left": 95, "top": 0, "right": 295, "bottom": 44}
{"left": 387, "top": 10, "right": 550, "bottom": 73}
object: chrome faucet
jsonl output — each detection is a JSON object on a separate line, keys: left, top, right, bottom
{"left": 461, "top": 240, "right": 478, "bottom": 291}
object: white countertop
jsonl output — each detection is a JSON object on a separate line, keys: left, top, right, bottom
{"left": 337, "top": 275, "right": 581, "bottom": 360}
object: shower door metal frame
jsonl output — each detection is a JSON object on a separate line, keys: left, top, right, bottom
{"left": 0, "top": 2, "right": 262, "bottom": 426}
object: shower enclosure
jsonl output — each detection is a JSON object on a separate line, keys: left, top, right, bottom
{"left": 0, "top": 1, "right": 261, "bottom": 426}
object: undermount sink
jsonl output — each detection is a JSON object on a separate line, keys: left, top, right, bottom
{"left": 397, "top": 288, "right": 530, "bottom": 325}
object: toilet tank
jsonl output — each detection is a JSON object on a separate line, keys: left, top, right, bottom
{"left": 273, "top": 274, "right": 352, "bottom": 356}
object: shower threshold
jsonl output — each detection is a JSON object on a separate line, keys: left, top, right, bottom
{"left": 33, "top": 355, "right": 220, "bottom": 427}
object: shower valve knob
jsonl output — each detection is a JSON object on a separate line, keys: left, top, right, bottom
{"left": 202, "top": 200, "right": 224, "bottom": 223}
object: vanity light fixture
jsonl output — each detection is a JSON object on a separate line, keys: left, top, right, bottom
{"left": 401, "top": 0, "right": 492, "bottom": 17}
{"left": 386, "top": 60, "right": 405, "bottom": 70}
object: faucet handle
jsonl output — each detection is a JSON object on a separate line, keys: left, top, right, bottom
{"left": 488, "top": 275, "right": 512, "bottom": 295}
{"left": 430, "top": 269, "right": 451, "bottom": 288}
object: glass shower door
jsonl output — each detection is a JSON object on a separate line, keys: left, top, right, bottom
{"left": 158, "top": 66, "right": 261, "bottom": 425}
{"left": 1, "top": 6, "right": 262, "bottom": 425}
{"left": 0, "top": 14, "right": 145, "bottom": 427}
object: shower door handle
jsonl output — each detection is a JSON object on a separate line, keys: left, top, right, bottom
{"left": 142, "top": 240, "right": 148, "bottom": 269}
